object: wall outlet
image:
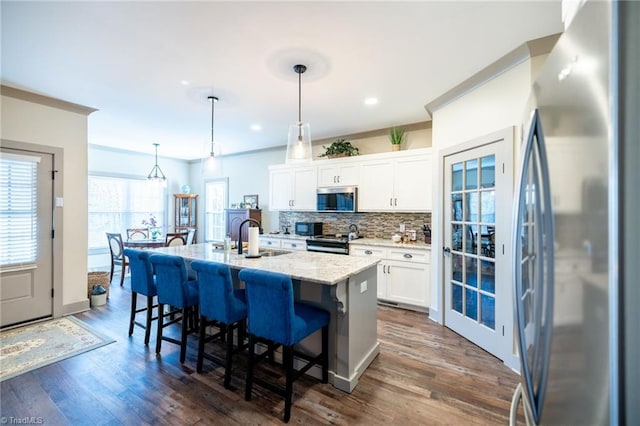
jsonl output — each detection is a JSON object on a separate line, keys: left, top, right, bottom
{"left": 360, "top": 280, "right": 368, "bottom": 293}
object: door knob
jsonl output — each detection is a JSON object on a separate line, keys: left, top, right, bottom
{"left": 443, "top": 247, "right": 451, "bottom": 254}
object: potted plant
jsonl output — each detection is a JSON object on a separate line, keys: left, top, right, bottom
{"left": 318, "top": 139, "right": 359, "bottom": 159}
{"left": 389, "top": 127, "right": 406, "bottom": 151}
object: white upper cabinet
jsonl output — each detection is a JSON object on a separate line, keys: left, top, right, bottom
{"left": 269, "top": 148, "right": 432, "bottom": 212}
{"left": 317, "top": 162, "right": 359, "bottom": 187}
{"left": 394, "top": 155, "right": 432, "bottom": 211}
{"left": 359, "top": 160, "right": 396, "bottom": 210}
{"left": 269, "top": 166, "right": 317, "bottom": 211}
{"left": 359, "top": 150, "right": 432, "bottom": 212}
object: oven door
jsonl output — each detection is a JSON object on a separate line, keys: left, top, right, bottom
{"left": 306, "top": 239, "right": 349, "bottom": 255}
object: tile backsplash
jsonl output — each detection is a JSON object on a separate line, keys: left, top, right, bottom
{"left": 279, "top": 211, "right": 432, "bottom": 239}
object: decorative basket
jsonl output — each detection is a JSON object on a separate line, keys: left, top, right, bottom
{"left": 88, "top": 271, "right": 110, "bottom": 299}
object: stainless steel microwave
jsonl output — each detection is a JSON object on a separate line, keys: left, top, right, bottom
{"left": 317, "top": 186, "right": 357, "bottom": 212}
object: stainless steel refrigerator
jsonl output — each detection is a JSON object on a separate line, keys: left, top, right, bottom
{"left": 511, "top": 1, "right": 639, "bottom": 424}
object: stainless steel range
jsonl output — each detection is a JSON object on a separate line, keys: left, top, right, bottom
{"left": 306, "top": 235, "right": 351, "bottom": 255}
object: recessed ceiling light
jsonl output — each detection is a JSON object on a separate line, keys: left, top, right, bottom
{"left": 250, "top": 124, "right": 262, "bottom": 131}
{"left": 180, "top": 80, "right": 190, "bottom": 86}
{"left": 364, "top": 97, "right": 378, "bottom": 106}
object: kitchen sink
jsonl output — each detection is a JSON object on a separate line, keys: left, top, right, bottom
{"left": 257, "top": 249, "right": 291, "bottom": 257}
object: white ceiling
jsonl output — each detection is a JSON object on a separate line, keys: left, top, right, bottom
{"left": 1, "top": 1, "right": 563, "bottom": 160}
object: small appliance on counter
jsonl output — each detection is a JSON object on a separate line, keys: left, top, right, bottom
{"left": 348, "top": 224, "right": 360, "bottom": 241}
{"left": 294, "top": 221, "right": 323, "bottom": 236}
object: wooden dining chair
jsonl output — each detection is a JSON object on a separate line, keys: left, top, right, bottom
{"left": 127, "top": 228, "right": 149, "bottom": 240}
{"left": 165, "top": 232, "right": 187, "bottom": 247}
{"left": 106, "top": 232, "right": 128, "bottom": 287}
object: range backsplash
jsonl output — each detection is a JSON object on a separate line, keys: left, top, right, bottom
{"left": 279, "top": 211, "right": 432, "bottom": 239}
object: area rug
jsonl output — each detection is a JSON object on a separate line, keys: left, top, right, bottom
{"left": 0, "top": 316, "right": 115, "bottom": 382}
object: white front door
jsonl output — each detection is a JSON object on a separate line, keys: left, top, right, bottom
{"left": 443, "top": 135, "right": 512, "bottom": 360}
{"left": 1, "top": 147, "right": 54, "bottom": 327}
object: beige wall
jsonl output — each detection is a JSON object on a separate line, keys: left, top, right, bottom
{"left": 313, "top": 123, "right": 432, "bottom": 158}
{"left": 1, "top": 91, "right": 93, "bottom": 312}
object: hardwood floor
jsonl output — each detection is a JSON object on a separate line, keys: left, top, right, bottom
{"left": 1, "top": 277, "right": 521, "bottom": 425}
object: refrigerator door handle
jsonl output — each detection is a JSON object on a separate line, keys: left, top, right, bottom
{"left": 512, "top": 108, "right": 555, "bottom": 425}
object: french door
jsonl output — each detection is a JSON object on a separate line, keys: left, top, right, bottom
{"left": 443, "top": 134, "right": 512, "bottom": 360}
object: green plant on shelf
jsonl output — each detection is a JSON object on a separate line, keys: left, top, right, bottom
{"left": 318, "top": 139, "right": 359, "bottom": 158}
{"left": 389, "top": 127, "right": 406, "bottom": 145}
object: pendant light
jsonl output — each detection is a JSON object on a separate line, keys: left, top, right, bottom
{"left": 147, "top": 143, "right": 167, "bottom": 186}
{"left": 202, "top": 95, "right": 221, "bottom": 176}
{"left": 285, "top": 64, "right": 312, "bottom": 164}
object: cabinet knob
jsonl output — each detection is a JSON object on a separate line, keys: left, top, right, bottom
{"left": 365, "top": 250, "right": 373, "bottom": 255}
{"left": 291, "top": 243, "right": 297, "bottom": 248}
{"left": 403, "top": 253, "right": 413, "bottom": 259}
{"left": 267, "top": 241, "right": 272, "bottom": 245}
{"left": 389, "top": 198, "right": 393, "bottom": 206}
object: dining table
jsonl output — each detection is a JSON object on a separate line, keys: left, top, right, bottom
{"left": 123, "top": 238, "right": 166, "bottom": 249}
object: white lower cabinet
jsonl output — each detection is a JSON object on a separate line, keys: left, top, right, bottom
{"left": 350, "top": 244, "right": 430, "bottom": 310}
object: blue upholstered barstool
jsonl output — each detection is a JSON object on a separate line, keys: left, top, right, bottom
{"left": 123, "top": 248, "right": 158, "bottom": 345}
{"left": 191, "top": 260, "right": 247, "bottom": 388}
{"left": 148, "top": 253, "right": 199, "bottom": 364}
{"left": 238, "top": 268, "right": 329, "bottom": 423}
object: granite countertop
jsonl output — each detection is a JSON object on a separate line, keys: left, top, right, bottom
{"left": 349, "top": 238, "right": 432, "bottom": 250}
{"left": 151, "top": 243, "right": 380, "bottom": 285}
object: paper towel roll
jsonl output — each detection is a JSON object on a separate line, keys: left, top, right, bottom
{"left": 248, "top": 227, "right": 260, "bottom": 256}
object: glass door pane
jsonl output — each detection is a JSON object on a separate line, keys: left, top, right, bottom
{"left": 450, "top": 154, "right": 497, "bottom": 330}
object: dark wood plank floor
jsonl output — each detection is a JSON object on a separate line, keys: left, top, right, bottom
{"left": 1, "top": 276, "right": 521, "bottom": 425}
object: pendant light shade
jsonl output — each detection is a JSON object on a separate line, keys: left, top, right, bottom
{"left": 147, "top": 143, "right": 167, "bottom": 187}
{"left": 202, "top": 95, "right": 222, "bottom": 176}
{"left": 285, "top": 64, "right": 312, "bottom": 164}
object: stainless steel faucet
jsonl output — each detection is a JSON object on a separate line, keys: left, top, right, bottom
{"left": 237, "top": 218, "right": 261, "bottom": 255}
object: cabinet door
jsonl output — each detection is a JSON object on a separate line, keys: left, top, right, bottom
{"left": 226, "top": 210, "right": 248, "bottom": 242}
{"left": 349, "top": 245, "right": 387, "bottom": 298}
{"left": 386, "top": 260, "right": 429, "bottom": 307}
{"left": 359, "top": 160, "right": 394, "bottom": 211}
{"left": 318, "top": 164, "right": 359, "bottom": 187}
{"left": 394, "top": 155, "right": 432, "bottom": 211}
{"left": 269, "top": 169, "right": 293, "bottom": 210}
{"left": 291, "top": 167, "right": 317, "bottom": 210}
{"left": 377, "top": 263, "right": 387, "bottom": 299}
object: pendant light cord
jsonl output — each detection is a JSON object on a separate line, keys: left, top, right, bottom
{"left": 298, "top": 69, "right": 302, "bottom": 124}
{"left": 208, "top": 96, "right": 218, "bottom": 156}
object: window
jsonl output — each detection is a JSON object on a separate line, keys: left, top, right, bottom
{"left": 204, "top": 179, "right": 227, "bottom": 242}
{"left": 0, "top": 153, "right": 39, "bottom": 267}
{"left": 88, "top": 175, "right": 166, "bottom": 249}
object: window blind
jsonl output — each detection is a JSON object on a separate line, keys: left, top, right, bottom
{"left": 0, "top": 154, "right": 39, "bottom": 267}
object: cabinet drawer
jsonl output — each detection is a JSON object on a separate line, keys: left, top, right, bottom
{"left": 259, "top": 238, "right": 281, "bottom": 248}
{"left": 350, "top": 245, "right": 387, "bottom": 258}
{"left": 386, "top": 248, "right": 429, "bottom": 264}
{"left": 281, "top": 239, "right": 305, "bottom": 251}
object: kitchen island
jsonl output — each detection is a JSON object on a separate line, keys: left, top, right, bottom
{"left": 151, "top": 243, "right": 381, "bottom": 392}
